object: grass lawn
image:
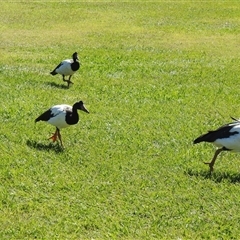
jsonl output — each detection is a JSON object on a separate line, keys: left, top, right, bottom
{"left": 1, "top": 1, "right": 240, "bottom": 239}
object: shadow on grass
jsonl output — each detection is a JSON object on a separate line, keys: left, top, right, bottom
{"left": 186, "top": 169, "right": 240, "bottom": 183}
{"left": 26, "top": 139, "right": 63, "bottom": 153}
{"left": 46, "top": 81, "right": 69, "bottom": 89}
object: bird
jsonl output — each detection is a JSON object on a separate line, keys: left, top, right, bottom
{"left": 35, "top": 101, "right": 89, "bottom": 148}
{"left": 193, "top": 117, "right": 240, "bottom": 172}
{"left": 50, "top": 52, "right": 80, "bottom": 88}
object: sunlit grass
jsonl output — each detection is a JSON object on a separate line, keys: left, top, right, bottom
{"left": 1, "top": 1, "right": 240, "bottom": 239}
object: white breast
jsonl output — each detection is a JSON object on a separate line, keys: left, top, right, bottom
{"left": 48, "top": 104, "right": 72, "bottom": 129}
{"left": 56, "top": 59, "right": 75, "bottom": 76}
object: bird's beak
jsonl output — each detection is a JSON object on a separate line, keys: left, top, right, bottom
{"left": 81, "top": 105, "right": 89, "bottom": 113}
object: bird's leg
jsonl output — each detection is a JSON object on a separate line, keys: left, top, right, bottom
{"left": 204, "top": 148, "right": 223, "bottom": 173}
{"left": 62, "top": 75, "right": 68, "bottom": 83}
{"left": 48, "top": 128, "right": 58, "bottom": 142}
{"left": 67, "top": 75, "right": 74, "bottom": 88}
{"left": 57, "top": 129, "right": 64, "bottom": 148}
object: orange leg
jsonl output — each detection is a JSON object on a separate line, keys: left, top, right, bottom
{"left": 204, "top": 148, "right": 223, "bottom": 173}
{"left": 48, "top": 128, "right": 58, "bottom": 142}
{"left": 57, "top": 130, "right": 64, "bottom": 148}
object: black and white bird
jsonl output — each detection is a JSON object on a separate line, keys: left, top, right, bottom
{"left": 35, "top": 101, "right": 89, "bottom": 148}
{"left": 50, "top": 52, "right": 80, "bottom": 88}
{"left": 193, "top": 117, "right": 240, "bottom": 172}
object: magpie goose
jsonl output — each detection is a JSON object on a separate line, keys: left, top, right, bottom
{"left": 50, "top": 52, "right": 80, "bottom": 88}
{"left": 35, "top": 101, "right": 89, "bottom": 148}
{"left": 193, "top": 117, "right": 240, "bottom": 172}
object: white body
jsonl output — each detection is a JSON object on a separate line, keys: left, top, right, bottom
{"left": 48, "top": 104, "right": 72, "bottom": 129}
{"left": 214, "top": 124, "right": 240, "bottom": 152}
{"left": 56, "top": 59, "right": 75, "bottom": 76}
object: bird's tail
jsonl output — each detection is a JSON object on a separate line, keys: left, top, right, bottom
{"left": 193, "top": 131, "right": 215, "bottom": 144}
{"left": 50, "top": 71, "right": 57, "bottom": 75}
{"left": 35, "top": 118, "right": 40, "bottom": 123}
{"left": 230, "top": 116, "right": 240, "bottom": 122}
{"left": 35, "top": 115, "right": 44, "bottom": 123}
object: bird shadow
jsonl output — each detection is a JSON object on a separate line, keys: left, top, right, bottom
{"left": 46, "top": 81, "right": 69, "bottom": 89}
{"left": 26, "top": 139, "right": 63, "bottom": 153}
{"left": 185, "top": 168, "right": 240, "bottom": 183}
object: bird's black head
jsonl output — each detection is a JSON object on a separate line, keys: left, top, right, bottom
{"left": 72, "top": 52, "right": 79, "bottom": 61}
{"left": 74, "top": 101, "right": 89, "bottom": 113}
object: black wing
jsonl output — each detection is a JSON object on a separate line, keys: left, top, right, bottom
{"left": 193, "top": 122, "right": 239, "bottom": 144}
{"left": 35, "top": 109, "right": 53, "bottom": 123}
{"left": 50, "top": 62, "right": 63, "bottom": 75}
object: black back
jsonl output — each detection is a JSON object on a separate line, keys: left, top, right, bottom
{"left": 194, "top": 122, "right": 239, "bottom": 144}
{"left": 35, "top": 109, "right": 53, "bottom": 123}
{"left": 50, "top": 62, "right": 63, "bottom": 75}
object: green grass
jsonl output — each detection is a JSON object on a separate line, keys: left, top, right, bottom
{"left": 1, "top": 1, "right": 240, "bottom": 239}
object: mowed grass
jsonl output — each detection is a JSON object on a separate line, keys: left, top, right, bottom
{"left": 1, "top": 1, "right": 240, "bottom": 239}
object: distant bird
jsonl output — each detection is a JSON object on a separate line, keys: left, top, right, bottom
{"left": 193, "top": 117, "right": 240, "bottom": 172}
{"left": 50, "top": 52, "right": 80, "bottom": 88}
{"left": 35, "top": 101, "right": 89, "bottom": 148}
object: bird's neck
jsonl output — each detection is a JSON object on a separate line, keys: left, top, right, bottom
{"left": 66, "top": 108, "right": 79, "bottom": 125}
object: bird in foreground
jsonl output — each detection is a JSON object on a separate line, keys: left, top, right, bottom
{"left": 35, "top": 101, "right": 89, "bottom": 148}
{"left": 50, "top": 52, "right": 80, "bottom": 88}
{"left": 193, "top": 117, "right": 240, "bottom": 172}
